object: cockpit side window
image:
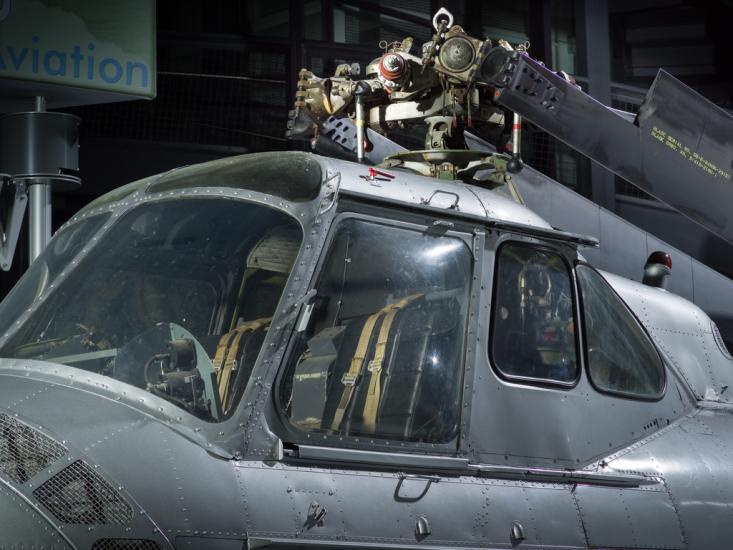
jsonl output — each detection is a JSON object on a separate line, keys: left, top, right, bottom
{"left": 279, "top": 217, "right": 472, "bottom": 444}
{"left": 576, "top": 265, "right": 665, "bottom": 400}
{"left": 491, "top": 243, "right": 579, "bottom": 385}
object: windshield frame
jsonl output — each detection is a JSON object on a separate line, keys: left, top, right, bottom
{"left": 0, "top": 160, "right": 334, "bottom": 455}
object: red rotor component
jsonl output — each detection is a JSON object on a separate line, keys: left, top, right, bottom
{"left": 378, "top": 53, "right": 407, "bottom": 82}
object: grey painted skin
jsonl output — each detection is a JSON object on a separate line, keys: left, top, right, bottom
{"left": 0, "top": 152, "right": 731, "bottom": 550}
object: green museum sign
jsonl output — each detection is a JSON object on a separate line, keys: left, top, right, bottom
{"left": 0, "top": 0, "right": 156, "bottom": 108}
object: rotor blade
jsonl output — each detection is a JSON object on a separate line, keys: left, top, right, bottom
{"left": 637, "top": 71, "right": 733, "bottom": 240}
{"left": 490, "top": 54, "right": 733, "bottom": 245}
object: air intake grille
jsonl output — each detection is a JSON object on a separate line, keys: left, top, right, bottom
{"left": 92, "top": 539, "right": 162, "bottom": 550}
{"left": 33, "top": 460, "right": 133, "bottom": 524}
{"left": 0, "top": 413, "right": 67, "bottom": 483}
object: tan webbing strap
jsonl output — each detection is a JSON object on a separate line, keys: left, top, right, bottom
{"left": 330, "top": 294, "right": 423, "bottom": 433}
{"left": 213, "top": 331, "right": 239, "bottom": 377}
{"left": 215, "top": 317, "right": 272, "bottom": 410}
{"left": 362, "top": 294, "right": 422, "bottom": 431}
{"left": 330, "top": 310, "right": 383, "bottom": 432}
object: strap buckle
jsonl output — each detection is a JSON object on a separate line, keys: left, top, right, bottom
{"left": 367, "top": 360, "right": 383, "bottom": 373}
{"left": 341, "top": 372, "right": 360, "bottom": 386}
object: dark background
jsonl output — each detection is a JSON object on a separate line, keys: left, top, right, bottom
{"left": 2, "top": 0, "right": 732, "bottom": 297}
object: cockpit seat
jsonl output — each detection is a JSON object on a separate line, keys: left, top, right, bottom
{"left": 213, "top": 317, "right": 271, "bottom": 414}
{"left": 291, "top": 291, "right": 463, "bottom": 442}
{"left": 212, "top": 223, "right": 300, "bottom": 415}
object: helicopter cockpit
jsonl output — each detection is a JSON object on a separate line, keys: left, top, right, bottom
{"left": 0, "top": 197, "right": 302, "bottom": 422}
{"left": 0, "top": 149, "right": 667, "bottom": 446}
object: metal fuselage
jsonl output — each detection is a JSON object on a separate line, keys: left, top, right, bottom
{"left": 0, "top": 152, "right": 732, "bottom": 550}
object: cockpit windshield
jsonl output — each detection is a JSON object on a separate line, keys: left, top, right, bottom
{"left": 0, "top": 199, "right": 302, "bottom": 422}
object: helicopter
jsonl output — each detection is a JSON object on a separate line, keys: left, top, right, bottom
{"left": 1, "top": 7, "right": 733, "bottom": 550}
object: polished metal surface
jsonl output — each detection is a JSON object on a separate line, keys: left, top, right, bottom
{"left": 3, "top": 4, "right": 731, "bottom": 546}
{"left": 0, "top": 152, "right": 731, "bottom": 549}
{"left": 28, "top": 183, "right": 52, "bottom": 262}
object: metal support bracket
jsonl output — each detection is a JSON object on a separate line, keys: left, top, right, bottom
{"left": 0, "top": 177, "right": 29, "bottom": 271}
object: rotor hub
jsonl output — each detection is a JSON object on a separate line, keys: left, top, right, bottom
{"left": 378, "top": 53, "right": 408, "bottom": 87}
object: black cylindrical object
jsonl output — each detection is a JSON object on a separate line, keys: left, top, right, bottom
{"left": 0, "top": 111, "right": 81, "bottom": 188}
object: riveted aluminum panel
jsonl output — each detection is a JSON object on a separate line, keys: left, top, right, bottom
{"left": 469, "top": 235, "right": 691, "bottom": 469}
{"left": 0, "top": 368, "right": 243, "bottom": 546}
{"left": 475, "top": 480, "right": 586, "bottom": 548}
{"left": 469, "top": 368, "right": 688, "bottom": 468}
{"left": 237, "top": 462, "right": 586, "bottom": 548}
{"left": 176, "top": 536, "right": 245, "bottom": 549}
{"left": 469, "top": 185, "right": 555, "bottom": 229}
{"left": 0, "top": 478, "right": 72, "bottom": 549}
{"left": 86, "top": 420, "right": 244, "bottom": 538}
{"left": 604, "top": 412, "right": 733, "bottom": 549}
{"left": 331, "top": 156, "right": 554, "bottom": 230}
{"left": 575, "top": 484, "right": 684, "bottom": 549}
{"left": 0, "top": 373, "right": 161, "bottom": 450}
{"left": 606, "top": 272, "right": 733, "bottom": 403}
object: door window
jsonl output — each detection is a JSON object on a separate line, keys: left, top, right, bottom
{"left": 280, "top": 217, "right": 472, "bottom": 443}
{"left": 491, "top": 243, "right": 579, "bottom": 384}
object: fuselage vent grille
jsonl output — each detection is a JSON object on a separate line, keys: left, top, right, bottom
{"left": 0, "top": 413, "right": 67, "bottom": 484}
{"left": 33, "top": 459, "right": 133, "bottom": 524}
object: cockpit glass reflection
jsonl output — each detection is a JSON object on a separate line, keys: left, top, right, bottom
{"left": 492, "top": 244, "right": 578, "bottom": 384}
{"left": 280, "top": 217, "right": 472, "bottom": 444}
{"left": 0, "top": 199, "right": 302, "bottom": 422}
{"left": 576, "top": 264, "right": 665, "bottom": 399}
